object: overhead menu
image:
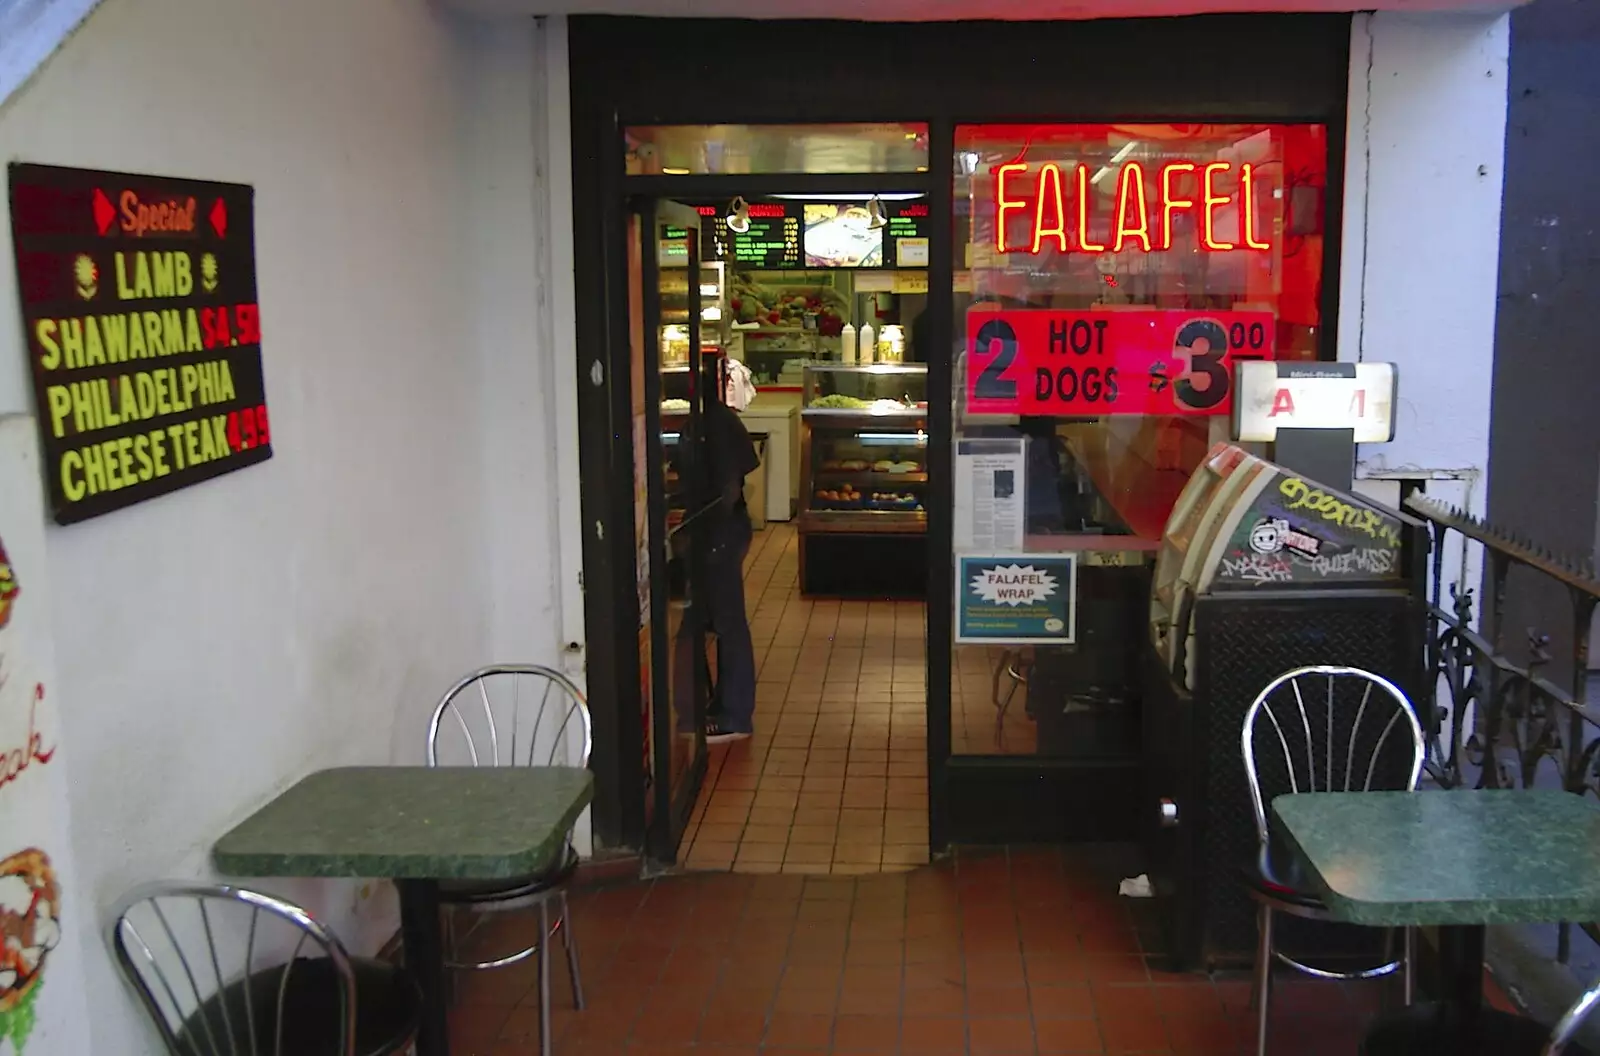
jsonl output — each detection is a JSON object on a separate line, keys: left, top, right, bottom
{"left": 692, "top": 202, "right": 799, "bottom": 269}
{"left": 690, "top": 198, "right": 929, "bottom": 270}
{"left": 7, "top": 164, "right": 273, "bottom": 524}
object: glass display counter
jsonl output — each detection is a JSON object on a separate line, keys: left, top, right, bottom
{"left": 798, "top": 365, "right": 929, "bottom": 596}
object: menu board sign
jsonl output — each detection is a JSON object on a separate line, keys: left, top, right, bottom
{"left": 8, "top": 164, "right": 272, "bottom": 524}
{"left": 689, "top": 198, "right": 928, "bottom": 270}
{"left": 691, "top": 203, "right": 799, "bottom": 269}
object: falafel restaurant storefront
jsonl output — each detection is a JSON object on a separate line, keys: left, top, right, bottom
{"left": 562, "top": 11, "right": 1363, "bottom": 862}
{"left": 549, "top": 6, "right": 1510, "bottom": 866}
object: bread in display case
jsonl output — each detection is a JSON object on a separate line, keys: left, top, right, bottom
{"left": 800, "top": 364, "right": 929, "bottom": 532}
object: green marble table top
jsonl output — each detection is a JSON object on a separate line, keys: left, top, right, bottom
{"left": 213, "top": 767, "right": 594, "bottom": 881}
{"left": 1272, "top": 789, "right": 1600, "bottom": 927}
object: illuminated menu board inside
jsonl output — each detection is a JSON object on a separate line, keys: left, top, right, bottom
{"left": 687, "top": 198, "right": 927, "bottom": 270}
{"left": 688, "top": 203, "right": 799, "bottom": 268}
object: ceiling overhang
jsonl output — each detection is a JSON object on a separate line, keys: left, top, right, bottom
{"left": 444, "top": 0, "right": 1521, "bottom": 19}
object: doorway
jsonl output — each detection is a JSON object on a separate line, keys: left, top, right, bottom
{"left": 628, "top": 178, "right": 935, "bottom": 871}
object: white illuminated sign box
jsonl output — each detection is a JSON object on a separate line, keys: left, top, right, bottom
{"left": 1232, "top": 361, "right": 1398, "bottom": 444}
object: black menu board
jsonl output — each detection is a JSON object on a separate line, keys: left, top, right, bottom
{"left": 685, "top": 198, "right": 927, "bottom": 270}
{"left": 688, "top": 202, "right": 799, "bottom": 269}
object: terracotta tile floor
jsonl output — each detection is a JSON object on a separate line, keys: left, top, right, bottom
{"left": 446, "top": 846, "right": 1476, "bottom": 1055}
{"left": 681, "top": 523, "right": 930, "bottom": 875}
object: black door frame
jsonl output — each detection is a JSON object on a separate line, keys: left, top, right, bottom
{"left": 569, "top": 14, "right": 1353, "bottom": 854}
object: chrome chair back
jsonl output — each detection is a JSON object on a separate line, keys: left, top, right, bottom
{"left": 109, "top": 883, "right": 358, "bottom": 1056}
{"left": 1243, "top": 664, "right": 1426, "bottom": 839}
{"left": 426, "top": 664, "right": 592, "bottom": 770}
{"left": 1241, "top": 665, "right": 1425, "bottom": 1056}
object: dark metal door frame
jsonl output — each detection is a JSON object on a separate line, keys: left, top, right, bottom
{"left": 568, "top": 14, "right": 1355, "bottom": 855}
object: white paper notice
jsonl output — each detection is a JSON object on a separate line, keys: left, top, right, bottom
{"left": 955, "top": 437, "right": 1026, "bottom": 552}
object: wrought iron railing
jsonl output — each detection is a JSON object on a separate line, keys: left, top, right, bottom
{"left": 1407, "top": 493, "right": 1600, "bottom": 964}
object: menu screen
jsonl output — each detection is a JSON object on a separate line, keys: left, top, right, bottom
{"left": 690, "top": 203, "right": 799, "bottom": 269}
{"left": 687, "top": 198, "right": 928, "bottom": 270}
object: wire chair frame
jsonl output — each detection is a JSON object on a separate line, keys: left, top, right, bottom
{"left": 1241, "top": 666, "right": 1425, "bottom": 1056}
{"left": 1242, "top": 664, "right": 1426, "bottom": 844}
{"left": 425, "top": 665, "right": 593, "bottom": 770}
{"left": 109, "top": 882, "right": 359, "bottom": 1056}
{"left": 422, "top": 664, "right": 592, "bottom": 1013}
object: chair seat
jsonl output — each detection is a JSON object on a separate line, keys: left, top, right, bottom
{"left": 177, "top": 956, "right": 419, "bottom": 1056}
{"left": 1360, "top": 1000, "right": 1591, "bottom": 1055}
{"left": 1239, "top": 840, "right": 1328, "bottom": 912}
{"left": 437, "top": 843, "right": 579, "bottom": 906}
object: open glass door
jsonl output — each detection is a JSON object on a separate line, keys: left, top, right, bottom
{"left": 633, "top": 198, "right": 712, "bottom": 860}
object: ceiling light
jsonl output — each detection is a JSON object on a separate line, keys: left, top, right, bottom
{"left": 866, "top": 196, "right": 888, "bottom": 230}
{"left": 662, "top": 167, "right": 691, "bottom": 175}
{"left": 726, "top": 196, "right": 751, "bottom": 234}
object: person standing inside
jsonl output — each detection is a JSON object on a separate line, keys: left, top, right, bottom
{"left": 675, "top": 381, "right": 760, "bottom": 743}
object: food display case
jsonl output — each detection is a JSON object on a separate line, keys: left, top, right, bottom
{"left": 798, "top": 364, "right": 928, "bottom": 596}
{"left": 1141, "top": 445, "right": 1430, "bottom": 970}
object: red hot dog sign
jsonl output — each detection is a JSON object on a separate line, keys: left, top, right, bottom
{"left": 965, "top": 308, "right": 1275, "bottom": 417}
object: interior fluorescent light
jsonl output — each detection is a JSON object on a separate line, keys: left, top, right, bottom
{"left": 662, "top": 166, "right": 691, "bottom": 175}
{"left": 1091, "top": 140, "right": 1141, "bottom": 186}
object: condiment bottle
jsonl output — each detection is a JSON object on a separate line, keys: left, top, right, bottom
{"left": 841, "top": 323, "right": 857, "bottom": 364}
{"left": 859, "top": 322, "right": 876, "bottom": 364}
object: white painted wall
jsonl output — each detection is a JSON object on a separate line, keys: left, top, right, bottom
{"left": 1339, "top": 10, "right": 1508, "bottom": 609}
{"left": 0, "top": 0, "right": 562, "bottom": 1052}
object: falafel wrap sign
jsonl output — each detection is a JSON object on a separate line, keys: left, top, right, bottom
{"left": 0, "top": 415, "right": 91, "bottom": 1054}
{"left": 956, "top": 554, "right": 1078, "bottom": 645}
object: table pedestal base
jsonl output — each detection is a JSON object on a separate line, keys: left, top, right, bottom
{"left": 399, "top": 879, "right": 448, "bottom": 1056}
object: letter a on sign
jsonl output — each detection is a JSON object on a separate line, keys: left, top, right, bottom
{"left": 1269, "top": 388, "right": 1295, "bottom": 417}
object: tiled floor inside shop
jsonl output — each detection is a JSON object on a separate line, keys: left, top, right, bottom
{"left": 681, "top": 523, "right": 931, "bottom": 875}
{"left": 447, "top": 846, "right": 1496, "bottom": 1055}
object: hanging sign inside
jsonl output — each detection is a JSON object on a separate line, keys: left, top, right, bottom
{"left": 965, "top": 308, "right": 1275, "bottom": 417}
{"left": 7, "top": 164, "right": 272, "bottom": 525}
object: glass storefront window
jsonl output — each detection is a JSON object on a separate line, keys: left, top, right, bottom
{"left": 626, "top": 123, "right": 931, "bottom": 175}
{"left": 948, "top": 122, "right": 1329, "bottom": 757}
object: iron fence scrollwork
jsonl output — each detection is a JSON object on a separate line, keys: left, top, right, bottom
{"left": 1407, "top": 493, "right": 1600, "bottom": 964}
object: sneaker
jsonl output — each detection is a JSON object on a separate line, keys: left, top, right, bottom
{"left": 705, "top": 720, "right": 751, "bottom": 744}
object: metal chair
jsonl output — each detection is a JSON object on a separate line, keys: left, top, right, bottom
{"left": 109, "top": 882, "right": 420, "bottom": 1056}
{"left": 1360, "top": 989, "right": 1599, "bottom": 1055}
{"left": 425, "top": 664, "right": 592, "bottom": 1053}
{"left": 1240, "top": 665, "right": 1425, "bottom": 1056}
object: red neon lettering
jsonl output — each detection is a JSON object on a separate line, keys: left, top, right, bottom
{"left": 1160, "top": 162, "right": 1195, "bottom": 250}
{"left": 1241, "top": 163, "right": 1271, "bottom": 250}
{"left": 746, "top": 204, "right": 786, "bottom": 218}
{"left": 992, "top": 157, "right": 1272, "bottom": 255}
{"left": 1032, "top": 163, "right": 1069, "bottom": 254}
{"left": 1202, "top": 162, "right": 1235, "bottom": 251}
{"left": 1113, "top": 162, "right": 1151, "bottom": 253}
{"left": 1269, "top": 388, "right": 1296, "bottom": 416}
{"left": 994, "top": 162, "right": 1028, "bottom": 253}
{"left": 1075, "top": 164, "right": 1106, "bottom": 254}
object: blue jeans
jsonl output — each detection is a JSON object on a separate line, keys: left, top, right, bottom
{"left": 674, "top": 513, "right": 756, "bottom": 733}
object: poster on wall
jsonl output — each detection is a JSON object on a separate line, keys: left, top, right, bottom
{"left": 0, "top": 415, "right": 92, "bottom": 1055}
{"left": 7, "top": 164, "right": 273, "bottom": 525}
{"left": 965, "top": 307, "right": 1275, "bottom": 418}
{"left": 956, "top": 553, "right": 1078, "bottom": 645}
